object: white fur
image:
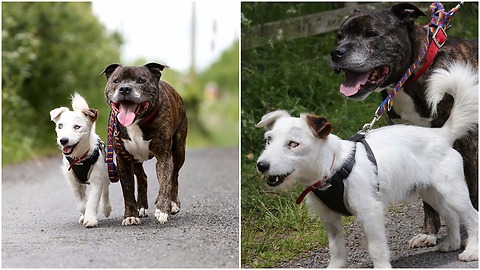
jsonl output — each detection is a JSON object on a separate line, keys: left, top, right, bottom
{"left": 50, "top": 93, "right": 111, "bottom": 228}
{"left": 155, "top": 209, "right": 169, "bottom": 224}
{"left": 256, "top": 65, "right": 478, "bottom": 267}
{"left": 384, "top": 87, "right": 432, "bottom": 127}
{"left": 123, "top": 122, "right": 151, "bottom": 162}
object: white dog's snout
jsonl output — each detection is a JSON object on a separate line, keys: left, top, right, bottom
{"left": 59, "top": 138, "right": 69, "bottom": 146}
{"left": 257, "top": 160, "right": 270, "bottom": 173}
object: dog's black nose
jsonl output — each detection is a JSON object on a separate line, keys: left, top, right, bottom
{"left": 60, "top": 138, "right": 69, "bottom": 146}
{"left": 119, "top": 86, "right": 131, "bottom": 95}
{"left": 331, "top": 46, "right": 347, "bottom": 59}
{"left": 256, "top": 161, "right": 270, "bottom": 173}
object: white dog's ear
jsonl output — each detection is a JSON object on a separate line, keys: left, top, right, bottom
{"left": 82, "top": 108, "right": 99, "bottom": 123}
{"left": 50, "top": 107, "right": 69, "bottom": 123}
{"left": 306, "top": 114, "right": 332, "bottom": 139}
{"left": 256, "top": 110, "right": 290, "bottom": 130}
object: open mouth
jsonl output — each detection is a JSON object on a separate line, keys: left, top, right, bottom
{"left": 62, "top": 143, "right": 78, "bottom": 155}
{"left": 111, "top": 101, "right": 150, "bottom": 127}
{"left": 339, "top": 65, "right": 390, "bottom": 99}
{"left": 265, "top": 170, "right": 294, "bottom": 187}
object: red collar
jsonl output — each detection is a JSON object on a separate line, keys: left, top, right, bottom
{"left": 67, "top": 149, "right": 90, "bottom": 171}
{"left": 406, "top": 27, "right": 447, "bottom": 86}
{"left": 140, "top": 108, "right": 158, "bottom": 124}
{"left": 296, "top": 153, "right": 336, "bottom": 204}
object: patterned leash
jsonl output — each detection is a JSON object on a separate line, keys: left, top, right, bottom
{"left": 360, "top": 1, "right": 464, "bottom": 133}
{"left": 106, "top": 110, "right": 134, "bottom": 183}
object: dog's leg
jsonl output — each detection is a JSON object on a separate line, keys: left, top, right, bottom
{"left": 66, "top": 173, "right": 87, "bottom": 223}
{"left": 426, "top": 165, "right": 479, "bottom": 261}
{"left": 306, "top": 195, "right": 347, "bottom": 268}
{"left": 82, "top": 182, "right": 103, "bottom": 228}
{"left": 170, "top": 130, "right": 186, "bottom": 215}
{"left": 352, "top": 198, "right": 391, "bottom": 268}
{"left": 408, "top": 202, "right": 440, "bottom": 248}
{"left": 421, "top": 190, "right": 461, "bottom": 252}
{"left": 101, "top": 181, "right": 112, "bottom": 218}
{"left": 154, "top": 151, "right": 174, "bottom": 224}
{"left": 134, "top": 163, "right": 149, "bottom": 217}
{"left": 118, "top": 157, "right": 140, "bottom": 226}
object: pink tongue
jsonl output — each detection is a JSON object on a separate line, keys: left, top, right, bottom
{"left": 117, "top": 103, "right": 137, "bottom": 127}
{"left": 340, "top": 71, "right": 370, "bottom": 97}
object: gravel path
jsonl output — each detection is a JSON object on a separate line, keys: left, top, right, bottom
{"left": 2, "top": 148, "right": 239, "bottom": 268}
{"left": 279, "top": 200, "right": 478, "bottom": 268}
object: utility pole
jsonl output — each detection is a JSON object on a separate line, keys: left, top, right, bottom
{"left": 189, "top": 1, "right": 196, "bottom": 82}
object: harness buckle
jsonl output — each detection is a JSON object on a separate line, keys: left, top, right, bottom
{"left": 432, "top": 27, "right": 447, "bottom": 48}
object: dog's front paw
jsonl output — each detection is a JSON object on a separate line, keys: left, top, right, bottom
{"left": 139, "top": 208, "right": 149, "bottom": 217}
{"left": 459, "top": 248, "right": 478, "bottom": 261}
{"left": 82, "top": 216, "right": 98, "bottom": 228}
{"left": 122, "top": 217, "right": 141, "bottom": 226}
{"left": 437, "top": 238, "right": 461, "bottom": 253}
{"left": 171, "top": 202, "right": 180, "bottom": 215}
{"left": 155, "top": 209, "right": 169, "bottom": 224}
{"left": 408, "top": 233, "right": 437, "bottom": 248}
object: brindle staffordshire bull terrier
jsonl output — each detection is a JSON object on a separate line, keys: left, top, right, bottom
{"left": 101, "top": 63, "right": 187, "bottom": 226}
{"left": 331, "top": 3, "right": 478, "bottom": 247}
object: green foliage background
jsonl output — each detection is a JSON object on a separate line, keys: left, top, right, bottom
{"left": 2, "top": 2, "right": 239, "bottom": 164}
{"left": 2, "top": 2, "right": 122, "bottom": 163}
{"left": 241, "top": 2, "right": 477, "bottom": 267}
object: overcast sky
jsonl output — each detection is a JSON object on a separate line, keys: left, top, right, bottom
{"left": 92, "top": 1, "right": 240, "bottom": 72}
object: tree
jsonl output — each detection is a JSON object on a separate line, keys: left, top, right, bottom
{"left": 2, "top": 2, "right": 122, "bottom": 163}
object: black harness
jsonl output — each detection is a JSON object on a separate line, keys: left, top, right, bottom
{"left": 66, "top": 140, "right": 104, "bottom": 184}
{"left": 311, "top": 134, "right": 378, "bottom": 216}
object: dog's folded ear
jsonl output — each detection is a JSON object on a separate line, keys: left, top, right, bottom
{"left": 144, "top": 63, "right": 168, "bottom": 81}
{"left": 82, "top": 108, "right": 99, "bottom": 123}
{"left": 391, "top": 3, "right": 426, "bottom": 26}
{"left": 306, "top": 115, "right": 332, "bottom": 139}
{"left": 50, "top": 107, "right": 69, "bottom": 123}
{"left": 100, "top": 64, "right": 121, "bottom": 80}
{"left": 256, "top": 110, "right": 290, "bottom": 130}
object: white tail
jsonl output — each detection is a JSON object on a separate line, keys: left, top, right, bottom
{"left": 425, "top": 62, "right": 478, "bottom": 144}
{"left": 71, "top": 92, "right": 90, "bottom": 112}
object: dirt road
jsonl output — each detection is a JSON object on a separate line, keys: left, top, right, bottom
{"left": 2, "top": 148, "right": 239, "bottom": 268}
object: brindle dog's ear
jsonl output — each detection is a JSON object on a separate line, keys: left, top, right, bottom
{"left": 256, "top": 110, "right": 290, "bottom": 131}
{"left": 144, "top": 63, "right": 168, "bottom": 81}
{"left": 391, "top": 3, "right": 427, "bottom": 26}
{"left": 100, "top": 64, "right": 121, "bottom": 80}
{"left": 306, "top": 115, "right": 332, "bottom": 139}
{"left": 83, "top": 108, "right": 99, "bottom": 123}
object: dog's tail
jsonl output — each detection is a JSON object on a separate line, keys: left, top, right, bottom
{"left": 425, "top": 62, "right": 478, "bottom": 144}
{"left": 71, "top": 92, "right": 90, "bottom": 111}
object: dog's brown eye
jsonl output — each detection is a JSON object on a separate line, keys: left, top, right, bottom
{"left": 265, "top": 136, "right": 272, "bottom": 145}
{"left": 113, "top": 78, "right": 120, "bottom": 83}
{"left": 287, "top": 141, "right": 299, "bottom": 148}
{"left": 58, "top": 123, "right": 63, "bottom": 129}
{"left": 74, "top": 125, "right": 81, "bottom": 130}
{"left": 137, "top": 77, "right": 146, "bottom": 84}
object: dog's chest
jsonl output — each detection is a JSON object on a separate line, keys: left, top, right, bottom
{"left": 123, "top": 124, "right": 151, "bottom": 162}
{"left": 385, "top": 88, "right": 431, "bottom": 127}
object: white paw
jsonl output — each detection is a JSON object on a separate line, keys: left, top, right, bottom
{"left": 171, "top": 202, "right": 180, "bottom": 215}
{"left": 122, "top": 217, "right": 141, "bottom": 226}
{"left": 408, "top": 233, "right": 437, "bottom": 248}
{"left": 437, "top": 239, "right": 461, "bottom": 252}
{"left": 155, "top": 209, "right": 169, "bottom": 224}
{"left": 103, "top": 203, "right": 112, "bottom": 218}
{"left": 459, "top": 248, "right": 478, "bottom": 261}
{"left": 79, "top": 214, "right": 84, "bottom": 224}
{"left": 138, "top": 208, "right": 149, "bottom": 217}
{"left": 82, "top": 215, "right": 98, "bottom": 228}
